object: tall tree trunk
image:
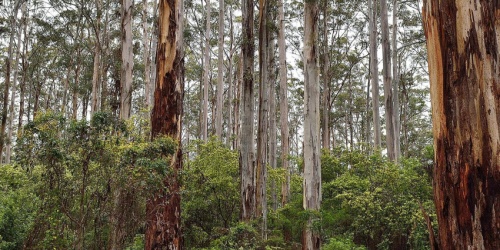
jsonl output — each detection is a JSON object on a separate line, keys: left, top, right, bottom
{"left": 278, "top": 0, "right": 290, "bottom": 207}
{"left": 120, "top": 0, "right": 134, "bottom": 120}
{"left": 91, "top": 0, "right": 102, "bottom": 115}
{"left": 423, "top": 0, "right": 500, "bottom": 249}
{"left": 18, "top": 1, "right": 28, "bottom": 131}
{"left": 6, "top": 2, "right": 23, "bottom": 163}
{"left": 240, "top": 0, "right": 255, "bottom": 222}
{"left": 227, "top": 7, "right": 234, "bottom": 148}
{"left": 143, "top": 0, "right": 152, "bottom": 108}
{"left": 215, "top": 0, "right": 224, "bottom": 139}
{"left": 321, "top": 1, "right": 330, "bottom": 152}
{"left": 256, "top": 0, "right": 269, "bottom": 239}
{"left": 148, "top": 0, "right": 159, "bottom": 108}
{"left": 303, "top": 0, "right": 321, "bottom": 248}
{"left": 369, "top": 0, "right": 381, "bottom": 149}
{"left": 392, "top": 0, "right": 400, "bottom": 161}
{"left": 145, "top": 0, "right": 184, "bottom": 248}
{"left": 268, "top": 26, "right": 277, "bottom": 211}
{"left": 202, "top": 0, "right": 211, "bottom": 141}
{"left": 380, "top": 0, "right": 395, "bottom": 160}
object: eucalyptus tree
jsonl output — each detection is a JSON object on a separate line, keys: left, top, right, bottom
{"left": 423, "top": 0, "right": 500, "bottom": 248}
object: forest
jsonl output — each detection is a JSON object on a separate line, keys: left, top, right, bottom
{"left": 0, "top": 0, "right": 499, "bottom": 249}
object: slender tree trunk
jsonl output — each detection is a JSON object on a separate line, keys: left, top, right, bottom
{"left": 120, "top": 0, "right": 134, "bottom": 120}
{"left": 18, "top": 1, "right": 28, "bottom": 132}
{"left": 215, "top": 0, "right": 224, "bottom": 139}
{"left": 380, "top": 0, "right": 395, "bottom": 160}
{"left": 227, "top": 7, "right": 234, "bottom": 147}
{"left": 234, "top": 53, "right": 242, "bottom": 150}
{"left": 6, "top": 2, "right": 23, "bottom": 163}
{"left": 278, "top": 0, "right": 290, "bottom": 207}
{"left": 303, "top": 0, "right": 321, "bottom": 248}
{"left": 321, "top": 1, "right": 330, "bottom": 152}
{"left": 145, "top": 0, "right": 184, "bottom": 248}
{"left": 202, "top": 0, "right": 211, "bottom": 141}
{"left": 240, "top": 0, "right": 255, "bottom": 222}
{"left": 369, "top": 0, "right": 381, "bottom": 149}
{"left": 148, "top": 0, "right": 158, "bottom": 107}
{"left": 143, "top": 0, "right": 151, "bottom": 108}
{"left": 423, "top": 0, "right": 500, "bottom": 249}
{"left": 91, "top": 0, "right": 102, "bottom": 115}
{"left": 392, "top": 0, "right": 400, "bottom": 161}
{"left": 268, "top": 27, "right": 277, "bottom": 211}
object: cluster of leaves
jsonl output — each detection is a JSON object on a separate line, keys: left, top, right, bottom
{"left": 2, "top": 111, "right": 176, "bottom": 249}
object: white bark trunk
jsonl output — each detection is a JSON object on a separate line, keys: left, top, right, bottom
{"left": 120, "top": 0, "right": 134, "bottom": 120}
{"left": 215, "top": 0, "right": 224, "bottom": 139}
{"left": 202, "top": 0, "right": 211, "bottom": 141}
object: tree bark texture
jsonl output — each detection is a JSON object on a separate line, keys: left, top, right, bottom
{"left": 423, "top": 0, "right": 500, "bottom": 249}
{"left": 392, "top": 0, "right": 400, "bottom": 161}
{"left": 120, "top": 0, "right": 134, "bottom": 120}
{"left": 321, "top": 4, "right": 331, "bottom": 152}
{"left": 215, "top": 0, "right": 224, "bottom": 139}
{"left": 369, "top": 0, "right": 381, "bottom": 149}
{"left": 278, "top": 0, "right": 290, "bottom": 206}
{"left": 256, "top": 0, "right": 269, "bottom": 238}
{"left": 380, "top": 0, "right": 395, "bottom": 160}
{"left": 302, "top": 0, "right": 321, "bottom": 249}
{"left": 202, "top": 0, "right": 211, "bottom": 141}
{"left": 240, "top": 0, "right": 256, "bottom": 222}
{"left": 145, "top": 0, "right": 184, "bottom": 248}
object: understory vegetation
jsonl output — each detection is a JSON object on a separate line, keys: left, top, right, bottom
{"left": 0, "top": 111, "right": 436, "bottom": 249}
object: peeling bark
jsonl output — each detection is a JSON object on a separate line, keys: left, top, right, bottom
{"left": 145, "top": 0, "right": 184, "bottom": 248}
{"left": 423, "top": 0, "right": 500, "bottom": 249}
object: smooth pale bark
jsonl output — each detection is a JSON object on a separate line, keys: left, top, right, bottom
{"left": 240, "top": 0, "right": 255, "bottom": 222}
{"left": 321, "top": 4, "right": 330, "bottom": 151}
{"left": 392, "top": 0, "right": 400, "bottom": 161}
{"left": 215, "top": 0, "right": 224, "bottom": 139}
{"left": 202, "top": 0, "right": 211, "bottom": 141}
{"left": 256, "top": 0, "right": 269, "bottom": 239}
{"left": 120, "top": 0, "right": 134, "bottom": 120}
{"left": 302, "top": 0, "right": 321, "bottom": 248}
{"left": 227, "top": 7, "right": 234, "bottom": 148}
{"left": 380, "top": 0, "right": 395, "bottom": 160}
{"left": 143, "top": 0, "right": 152, "bottom": 108}
{"left": 423, "top": 0, "right": 500, "bottom": 249}
{"left": 148, "top": 0, "right": 158, "bottom": 108}
{"left": 369, "top": 0, "right": 381, "bottom": 149}
{"left": 6, "top": 2, "right": 24, "bottom": 163}
{"left": 18, "top": 2, "right": 28, "bottom": 131}
{"left": 91, "top": 0, "right": 102, "bottom": 115}
{"left": 278, "top": 0, "right": 290, "bottom": 207}
{"left": 145, "top": 0, "right": 184, "bottom": 248}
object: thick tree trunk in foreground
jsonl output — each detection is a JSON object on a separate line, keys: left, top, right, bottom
{"left": 145, "top": 0, "right": 184, "bottom": 248}
{"left": 240, "top": 0, "right": 255, "bottom": 222}
{"left": 120, "top": 0, "right": 134, "bottom": 120}
{"left": 278, "top": 0, "right": 290, "bottom": 206}
{"left": 302, "top": 0, "right": 321, "bottom": 249}
{"left": 423, "top": 0, "right": 500, "bottom": 249}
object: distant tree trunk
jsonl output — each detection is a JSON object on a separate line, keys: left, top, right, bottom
{"left": 302, "top": 0, "right": 321, "bottom": 248}
{"left": 380, "top": 0, "right": 395, "bottom": 160}
{"left": 143, "top": 0, "right": 152, "bottom": 108}
{"left": 321, "top": 1, "right": 330, "bottom": 152}
{"left": 215, "top": 0, "right": 224, "bottom": 139}
{"left": 227, "top": 8, "right": 235, "bottom": 148}
{"left": 120, "top": 0, "right": 134, "bottom": 120}
{"left": 392, "top": 0, "right": 400, "bottom": 161}
{"left": 234, "top": 53, "right": 242, "bottom": 150}
{"left": 278, "top": 0, "right": 290, "bottom": 206}
{"left": 145, "top": 0, "right": 184, "bottom": 248}
{"left": 148, "top": 0, "right": 158, "bottom": 108}
{"left": 423, "top": 0, "right": 500, "bottom": 249}
{"left": 91, "top": 0, "right": 102, "bottom": 115}
{"left": 6, "top": 2, "right": 23, "bottom": 163}
{"left": 268, "top": 27, "right": 277, "bottom": 211}
{"left": 369, "top": 0, "right": 381, "bottom": 149}
{"left": 240, "top": 0, "right": 255, "bottom": 222}
{"left": 256, "top": 0, "right": 269, "bottom": 239}
{"left": 202, "top": 0, "right": 211, "bottom": 141}
{"left": 18, "top": 2, "right": 28, "bottom": 131}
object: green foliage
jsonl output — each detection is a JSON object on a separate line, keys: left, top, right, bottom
{"left": 322, "top": 237, "right": 366, "bottom": 250}
{"left": 183, "top": 138, "right": 241, "bottom": 249}
{"left": 0, "top": 165, "right": 38, "bottom": 250}
{"left": 10, "top": 111, "right": 176, "bottom": 249}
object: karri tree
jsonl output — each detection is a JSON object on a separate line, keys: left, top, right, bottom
{"left": 423, "top": 0, "right": 500, "bottom": 249}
